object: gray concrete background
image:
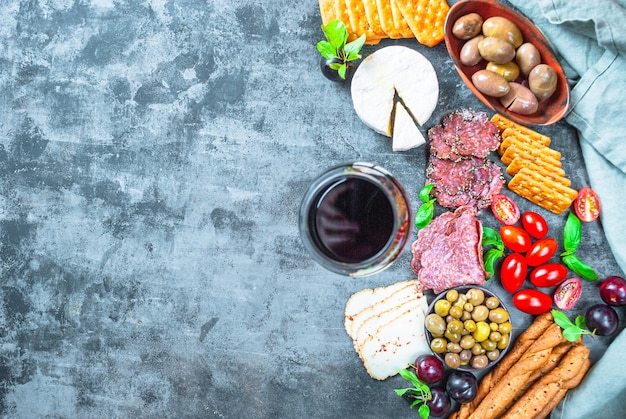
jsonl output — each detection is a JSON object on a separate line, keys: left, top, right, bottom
{"left": 1, "top": 1, "right": 624, "bottom": 418}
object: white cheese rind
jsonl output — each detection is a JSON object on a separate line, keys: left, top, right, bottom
{"left": 392, "top": 101, "right": 426, "bottom": 151}
{"left": 351, "top": 46, "right": 439, "bottom": 137}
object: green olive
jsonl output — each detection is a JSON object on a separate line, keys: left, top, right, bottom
{"left": 435, "top": 299, "right": 451, "bottom": 317}
{"left": 445, "top": 330, "right": 461, "bottom": 343}
{"left": 447, "top": 319, "right": 464, "bottom": 334}
{"left": 499, "top": 321, "right": 513, "bottom": 334}
{"left": 498, "top": 333, "right": 510, "bottom": 350}
{"left": 471, "top": 354, "right": 490, "bottom": 369}
{"left": 460, "top": 349, "right": 472, "bottom": 364}
{"left": 460, "top": 335, "right": 476, "bottom": 349}
{"left": 461, "top": 310, "right": 473, "bottom": 321}
{"left": 471, "top": 305, "right": 489, "bottom": 322}
{"left": 447, "top": 342, "right": 463, "bottom": 354}
{"left": 516, "top": 42, "right": 541, "bottom": 76}
{"left": 471, "top": 343, "right": 484, "bottom": 355}
{"left": 445, "top": 352, "right": 461, "bottom": 369}
{"left": 450, "top": 305, "right": 464, "bottom": 319}
{"left": 487, "top": 349, "right": 501, "bottom": 361}
{"left": 486, "top": 61, "right": 520, "bottom": 82}
{"left": 431, "top": 337, "right": 447, "bottom": 353}
{"left": 464, "top": 319, "right": 477, "bottom": 333}
{"left": 452, "top": 13, "right": 484, "bottom": 40}
{"left": 489, "top": 331, "right": 502, "bottom": 342}
{"left": 482, "top": 16, "right": 523, "bottom": 48}
{"left": 466, "top": 288, "right": 485, "bottom": 306}
{"left": 478, "top": 37, "right": 516, "bottom": 64}
{"left": 489, "top": 307, "right": 510, "bottom": 324}
{"left": 528, "top": 64, "right": 557, "bottom": 101}
{"left": 481, "top": 339, "right": 497, "bottom": 352}
{"left": 473, "top": 321, "right": 491, "bottom": 342}
{"left": 485, "top": 296, "right": 500, "bottom": 309}
{"left": 425, "top": 313, "right": 446, "bottom": 337}
{"left": 446, "top": 289, "right": 459, "bottom": 303}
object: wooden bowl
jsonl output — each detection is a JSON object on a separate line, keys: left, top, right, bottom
{"left": 444, "top": 0, "right": 570, "bottom": 126}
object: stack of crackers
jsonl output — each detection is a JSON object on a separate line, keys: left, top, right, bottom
{"left": 491, "top": 114, "right": 578, "bottom": 214}
{"left": 318, "top": 0, "right": 450, "bottom": 46}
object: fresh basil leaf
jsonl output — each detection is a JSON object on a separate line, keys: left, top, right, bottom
{"left": 563, "top": 326, "right": 582, "bottom": 342}
{"left": 418, "top": 184, "right": 435, "bottom": 203}
{"left": 414, "top": 202, "right": 434, "bottom": 230}
{"left": 418, "top": 402, "right": 430, "bottom": 419}
{"left": 563, "top": 212, "right": 582, "bottom": 253}
{"left": 321, "top": 20, "right": 347, "bottom": 49}
{"left": 343, "top": 34, "right": 366, "bottom": 59}
{"left": 316, "top": 41, "right": 337, "bottom": 60}
{"left": 398, "top": 368, "right": 421, "bottom": 388}
{"left": 483, "top": 248, "right": 503, "bottom": 279}
{"left": 575, "top": 315, "right": 587, "bottom": 329}
{"left": 551, "top": 309, "right": 575, "bottom": 329}
{"left": 394, "top": 388, "right": 411, "bottom": 397}
{"left": 329, "top": 62, "right": 343, "bottom": 70}
{"left": 337, "top": 63, "right": 347, "bottom": 79}
{"left": 482, "top": 227, "right": 504, "bottom": 250}
{"left": 562, "top": 254, "right": 598, "bottom": 281}
{"left": 346, "top": 51, "right": 361, "bottom": 62}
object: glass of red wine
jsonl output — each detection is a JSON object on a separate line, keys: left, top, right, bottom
{"left": 299, "top": 162, "right": 412, "bottom": 276}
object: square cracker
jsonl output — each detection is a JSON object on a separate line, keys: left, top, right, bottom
{"left": 376, "top": 0, "right": 403, "bottom": 38}
{"left": 345, "top": 0, "right": 384, "bottom": 44}
{"left": 395, "top": 0, "right": 449, "bottom": 47}
{"left": 389, "top": 0, "right": 414, "bottom": 38}
{"left": 501, "top": 143, "right": 563, "bottom": 167}
{"left": 507, "top": 158, "right": 571, "bottom": 187}
{"left": 508, "top": 167, "right": 577, "bottom": 214}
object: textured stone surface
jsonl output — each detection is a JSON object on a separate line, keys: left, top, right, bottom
{"left": 0, "top": 1, "right": 623, "bottom": 418}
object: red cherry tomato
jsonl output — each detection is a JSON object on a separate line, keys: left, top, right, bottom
{"left": 521, "top": 211, "right": 548, "bottom": 239}
{"left": 530, "top": 263, "right": 568, "bottom": 287}
{"left": 553, "top": 278, "right": 583, "bottom": 310}
{"left": 500, "top": 253, "right": 528, "bottom": 293}
{"left": 513, "top": 289, "right": 552, "bottom": 315}
{"left": 500, "top": 225, "right": 532, "bottom": 253}
{"left": 525, "top": 238, "right": 558, "bottom": 266}
{"left": 491, "top": 194, "right": 520, "bottom": 225}
{"left": 574, "top": 187, "right": 601, "bottom": 222}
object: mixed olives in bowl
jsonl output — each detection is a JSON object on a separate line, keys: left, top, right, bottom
{"left": 424, "top": 286, "right": 512, "bottom": 371}
{"left": 444, "top": 0, "right": 569, "bottom": 126}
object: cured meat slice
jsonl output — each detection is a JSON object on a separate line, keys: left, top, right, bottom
{"left": 411, "top": 206, "right": 486, "bottom": 294}
{"left": 427, "top": 155, "right": 504, "bottom": 210}
{"left": 429, "top": 109, "right": 501, "bottom": 160}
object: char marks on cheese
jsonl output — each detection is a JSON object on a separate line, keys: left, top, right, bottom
{"left": 411, "top": 206, "right": 487, "bottom": 294}
{"left": 344, "top": 280, "right": 430, "bottom": 380}
{"left": 351, "top": 46, "right": 439, "bottom": 137}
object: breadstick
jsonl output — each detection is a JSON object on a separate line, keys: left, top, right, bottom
{"left": 456, "top": 312, "right": 554, "bottom": 419}
{"left": 467, "top": 322, "right": 567, "bottom": 419}
{"left": 534, "top": 358, "right": 592, "bottom": 419}
{"left": 501, "top": 344, "right": 591, "bottom": 419}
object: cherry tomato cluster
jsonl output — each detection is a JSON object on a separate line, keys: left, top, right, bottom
{"left": 490, "top": 195, "right": 581, "bottom": 314}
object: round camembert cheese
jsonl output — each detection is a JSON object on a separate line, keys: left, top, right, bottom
{"left": 351, "top": 46, "right": 439, "bottom": 139}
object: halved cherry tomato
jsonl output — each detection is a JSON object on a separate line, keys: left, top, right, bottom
{"left": 521, "top": 211, "right": 548, "bottom": 239}
{"left": 500, "top": 253, "right": 528, "bottom": 293}
{"left": 500, "top": 225, "right": 532, "bottom": 253}
{"left": 491, "top": 194, "right": 520, "bottom": 225}
{"left": 525, "top": 238, "right": 558, "bottom": 266}
{"left": 530, "top": 263, "right": 568, "bottom": 287}
{"left": 553, "top": 277, "right": 583, "bottom": 310}
{"left": 574, "top": 187, "right": 601, "bottom": 222}
{"left": 513, "top": 289, "right": 552, "bottom": 315}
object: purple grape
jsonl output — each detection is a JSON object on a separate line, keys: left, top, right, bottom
{"left": 446, "top": 370, "right": 478, "bottom": 404}
{"left": 414, "top": 354, "right": 444, "bottom": 385}
{"left": 426, "top": 387, "right": 451, "bottom": 417}
{"left": 586, "top": 304, "right": 619, "bottom": 336}
{"left": 600, "top": 276, "right": 626, "bottom": 306}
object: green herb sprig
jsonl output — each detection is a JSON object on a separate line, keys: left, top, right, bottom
{"left": 394, "top": 368, "right": 432, "bottom": 419}
{"left": 482, "top": 227, "right": 505, "bottom": 279}
{"left": 316, "top": 20, "right": 366, "bottom": 80}
{"left": 560, "top": 213, "right": 598, "bottom": 281}
{"left": 551, "top": 309, "right": 594, "bottom": 341}
{"left": 414, "top": 184, "right": 436, "bottom": 230}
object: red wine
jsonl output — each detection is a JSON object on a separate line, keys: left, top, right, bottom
{"left": 309, "top": 176, "right": 395, "bottom": 263}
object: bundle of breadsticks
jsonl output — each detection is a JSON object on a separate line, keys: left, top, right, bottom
{"left": 451, "top": 312, "right": 591, "bottom": 419}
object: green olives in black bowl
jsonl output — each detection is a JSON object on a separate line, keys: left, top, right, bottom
{"left": 424, "top": 286, "right": 512, "bottom": 372}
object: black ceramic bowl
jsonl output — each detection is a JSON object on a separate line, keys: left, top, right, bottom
{"left": 424, "top": 285, "right": 512, "bottom": 371}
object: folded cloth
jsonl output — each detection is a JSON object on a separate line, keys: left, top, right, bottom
{"left": 504, "top": 1, "right": 626, "bottom": 417}
{"left": 506, "top": 0, "right": 626, "bottom": 274}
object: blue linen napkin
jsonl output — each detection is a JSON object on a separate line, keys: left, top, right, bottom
{"left": 503, "top": 1, "right": 626, "bottom": 417}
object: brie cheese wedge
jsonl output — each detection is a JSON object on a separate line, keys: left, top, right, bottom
{"left": 351, "top": 46, "right": 439, "bottom": 136}
{"left": 392, "top": 101, "right": 426, "bottom": 151}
